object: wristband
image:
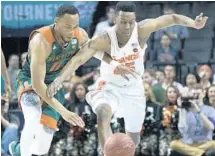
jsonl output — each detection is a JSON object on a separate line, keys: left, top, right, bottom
{"left": 110, "top": 60, "right": 120, "bottom": 67}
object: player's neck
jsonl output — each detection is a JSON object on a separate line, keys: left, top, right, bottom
{"left": 115, "top": 31, "right": 131, "bottom": 48}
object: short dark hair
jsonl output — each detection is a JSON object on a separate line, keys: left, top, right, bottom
{"left": 116, "top": 2, "right": 136, "bottom": 14}
{"left": 56, "top": 4, "right": 79, "bottom": 17}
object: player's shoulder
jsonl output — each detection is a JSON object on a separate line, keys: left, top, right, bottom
{"left": 29, "top": 33, "right": 52, "bottom": 60}
{"left": 29, "top": 33, "right": 50, "bottom": 47}
{"left": 32, "top": 25, "right": 55, "bottom": 44}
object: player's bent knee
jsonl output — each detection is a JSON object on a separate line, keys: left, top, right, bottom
{"left": 96, "top": 104, "right": 112, "bottom": 123}
{"left": 21, "top": 91, "right": 41, "bottom": 108}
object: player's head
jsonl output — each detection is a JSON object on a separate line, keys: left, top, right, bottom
{"left": 115, "top": 2, "right": 136, "bottom": 37}
{"left": 55, "top": 4, "right": 79, "bottom": 43}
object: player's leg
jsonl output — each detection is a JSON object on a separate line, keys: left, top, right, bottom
{"left": 86, "top": 90, "right": 119, "bottom": 150}
{"left": 123, "top": 96, "right": 146, "bottom": 147}
{"left": 31, "top": 124, "right": 55, "bottom": 155}
{"left": 96, "top": 103, "right": 113, "bottom": 150}
{"left": 31, "top": 103, "right": 60, "bottom": 155}
{"left": 9, "top": 91, "right": 42, "bottom": 156}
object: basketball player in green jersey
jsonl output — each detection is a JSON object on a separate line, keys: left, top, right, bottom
{"left": 9, "top": 4, "right": 133, "bottom": 156}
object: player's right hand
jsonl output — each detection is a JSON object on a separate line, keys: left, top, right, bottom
{"left": 61, "top": 110, "right": 85, "bottom": 128}
{"left": 47, "top": 77, "right": 63, "bottom": 98}
{"left": 116, "top": 64, "right": 140, "bottom": 80}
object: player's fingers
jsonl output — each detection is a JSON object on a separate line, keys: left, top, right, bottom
{"left": 122, "top": 74, "right": 129, "bottom": 81}
{"left": 71, "top": 116, "right": 84, "bottom": 127}
{"left": 129, "top": 68, "right": 140, "bottom": 77}
{"left": 126, "top": 69, "right": 137, "bottom": 78}
{"left": 69, "top": 120, "right": 77, "bottom": 126}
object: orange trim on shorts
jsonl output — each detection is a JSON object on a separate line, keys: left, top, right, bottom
{"left": 40, "top": 114, "right": 58, "bottom": 130}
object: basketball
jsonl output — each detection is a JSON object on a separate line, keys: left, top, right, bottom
{"left": 104, "top": 133, "right": 135, "bottom": 156}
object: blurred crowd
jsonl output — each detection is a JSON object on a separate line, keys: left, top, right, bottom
{"left": 2, "top": 2, "right": 215, "bottom": 156}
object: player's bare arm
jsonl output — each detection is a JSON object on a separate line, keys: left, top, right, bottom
{"left": 30, "top": 33, "right": 84, "bottom": 127}
{"left": 138, "top": 13, "right": 208, "bottom": 44}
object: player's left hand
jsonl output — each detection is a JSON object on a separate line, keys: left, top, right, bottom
{"left": 47, "top": 77, "right": 63, "bottom": 98}
{"left": 194, "top": 13, "right": 208, "bottom": 29}
{"left": 116, "top": 65, "right": 140, "bottom": 80}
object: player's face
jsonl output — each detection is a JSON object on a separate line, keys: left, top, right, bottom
{"left": 75, "top": 84, "right": 86, "bottom": 100}
{"left": 167, "top": 87, "right": 178, "bottom": 103}
{"left": 55, "top": 14, "right": 79, "bottom": 43}
{"left": 186, "top": 74, "right": 197, "bottom": 86}
{"left": 115, "top": 11, "right": 136, "bottom": 37}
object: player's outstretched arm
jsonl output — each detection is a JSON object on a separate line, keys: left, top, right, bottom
{"left": 30, "top": 33, "right": 84, "bottom": 127}
{"left": 138, "top": 13, "right": 208, "bottom": 37}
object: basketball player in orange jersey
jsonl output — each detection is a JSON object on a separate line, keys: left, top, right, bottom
{"left": 46, "top": 2, "right": 208, "bottom": 152}
{"left": 8, "top": 4, "right": 132, "bottom": 156}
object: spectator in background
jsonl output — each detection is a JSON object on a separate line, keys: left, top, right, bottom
{"left": 207, "top": 85, "right": 215, "bottom": 108}
{"left": 159, "top": 86, "right": 180, "bottom": 156}
{"left": 142, "top": 69, "right": 158, "bottom": 87}
{"left": 136, "top": 83, "right": 162, "bottom": 156}
{"left": 197, "top": 65, "right": 213, "bottom": 90}
{"left": 152, "top": 70, "right": 166, "bottom": 104}
{"left": 170, "top": 84, "right": 215, "bottom": 156}
{"left": 154, "top": 7, "right": 189, "bottom": 40}
{"left": 155, "top": 70, "right": 165, "bottom": 84}
{"left": 184, "top": 73, "right": 198, "bottom": 91}
{"left": 162, "top": 65, "right": 183, "bottom": 92}
{"left": 93, "top": 5, "right": 116, "bottom": 36}
{"left": 7, "top": 54, "right": 20, "bottom": 105}
{"left": 1, "top": 49, "right": 11, "bottom": 108}
{"left": 21, "top": 52, "right": 28, "bottom": 67}
{"left": 155, "top": 35, "right": 177, "bottom": 62}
